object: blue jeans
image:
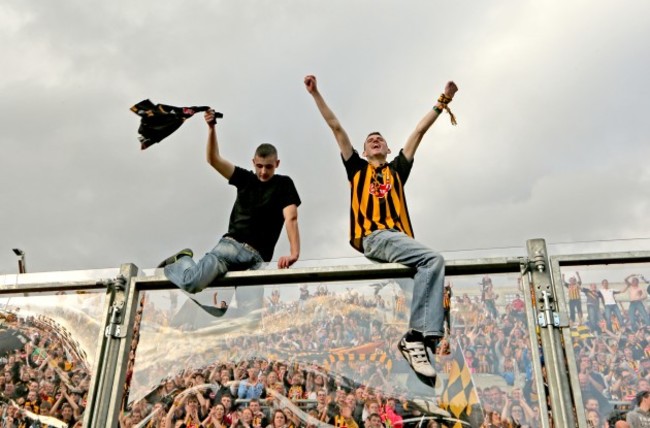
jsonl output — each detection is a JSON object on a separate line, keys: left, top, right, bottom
{"left": 629, "top": 301, "right": 650, "bottom": 329}
{"left": 164, "top": 237, "right": 263, "bottom": 293}
{"left": 363, "top": 229, "right": 445, "bottom": 338}
{"left": 586, "top": 304, "right": 600, "bottom": 332}
{"left": 604, "top": 304, "right": 624, "bottom": 330}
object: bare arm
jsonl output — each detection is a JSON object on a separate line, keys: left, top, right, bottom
{"left": 165, "top": 401, "right": 177, "bottom": 428}
{"left": 278, "top": 204, "right": 300, "bottom": 269}
{"left": 205, "top": 110, "right": 236, "bottom": 180}
{"left": 402, "top": 81, "right": 458, "bottom": 161}
{"left": 304, "top": 75, "right": 354, "bottom": 160}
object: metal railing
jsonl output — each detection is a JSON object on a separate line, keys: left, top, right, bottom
{"left": 0, "top": 239, "right": 648, "bottom": 427}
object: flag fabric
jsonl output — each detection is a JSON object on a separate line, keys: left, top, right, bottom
{"left": 570, "top": 324, "right": 593, "bottom": 342}
{"left": 130, "top": 99, "right": 222, "bottom": 150}
{"left": 439, "top": 340, "right": 482, "bottom": 428}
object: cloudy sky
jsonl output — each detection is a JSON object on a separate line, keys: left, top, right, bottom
{"left": 1, "top": 1, "right": 649, "bottom": 275}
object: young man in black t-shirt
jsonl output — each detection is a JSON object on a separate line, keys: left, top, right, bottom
{"left": 160, "top": 110, "right": 301, "bottom": 303}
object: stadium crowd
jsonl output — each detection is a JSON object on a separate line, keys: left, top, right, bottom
{"left": 2, "top": 271, "right": 648, "bottom": 428}
{"left": 0, "top": 312, "right": 91, "bottom": 428}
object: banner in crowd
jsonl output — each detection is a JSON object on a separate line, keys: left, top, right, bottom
{"left": 440, "top": 340, "right": 482, "bottom": 428}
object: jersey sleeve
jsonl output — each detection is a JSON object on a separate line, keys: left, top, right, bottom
{"left": 342, "top": 150, "right": 367, "bottom": 182}
{"left": 390, "top": 149, "right": 414, "bottom": 184}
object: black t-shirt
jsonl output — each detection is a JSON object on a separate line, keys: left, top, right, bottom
{"left": 226, "top": 167, "right": 301, "bottom": 261}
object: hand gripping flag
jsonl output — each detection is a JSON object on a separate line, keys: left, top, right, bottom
{"left": 130, "top": 99, "right": 223, "bottom": 150}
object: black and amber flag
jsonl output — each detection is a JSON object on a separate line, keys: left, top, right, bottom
{"left": 570, "top": 324, "right": 593, "bottom": 342}
{"left": 439, "top": 340, "right": 482, "bottom": 428}
{"left": 130, "top": 99, "right": 222, "bottom": 150}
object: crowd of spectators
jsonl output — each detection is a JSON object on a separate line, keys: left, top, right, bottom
{"left": 0, "top": 309, "right": 93, "bottom": 427}
{"left": 118, "top": 276, "right": 545, "bottom": 428}
{"left": 563, "top": 272, "right": 650, "bottom": 427}
{"left": 120, "top": 271, "right": 650, "bottom": 428}
{"left": 3, "top": 269, "right": 647, "bottom": 428}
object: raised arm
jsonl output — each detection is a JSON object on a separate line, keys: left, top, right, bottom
{"left": 402, "top": 81, "right": 458, "bottom": 161}
{"left": 205, "top": 110, "right": 236, "bottom": 180}
{"left": 278, "top": 204, "right": 300, "bottom": 269}
{"left": 304, "top": 75, "right": 354, "bottom": 161}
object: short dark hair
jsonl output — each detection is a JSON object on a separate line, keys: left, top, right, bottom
{"left": 255, "top": 143, "right": 278, "bottom": 158}
{"left": 365, "top": 132, "right": 383, "bottom": 141}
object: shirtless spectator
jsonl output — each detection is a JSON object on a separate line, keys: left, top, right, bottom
{"left": 623, "top": 274, "right": 650, "bottom": 330}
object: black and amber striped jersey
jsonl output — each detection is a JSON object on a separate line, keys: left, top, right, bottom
{"left": 343, "top": 150, "right": 414, "bottom": 253}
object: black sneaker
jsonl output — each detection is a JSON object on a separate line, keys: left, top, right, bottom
{"left": 157, "top": 248, "right": 193, "bottom": 268}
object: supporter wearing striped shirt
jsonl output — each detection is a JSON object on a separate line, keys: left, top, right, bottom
{"left": 563, "top": 272, "right": 584, "bottom": 324}
{"left": 304, "top": 75, "right": 458, "bottom": 393}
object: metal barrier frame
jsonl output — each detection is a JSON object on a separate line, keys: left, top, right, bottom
{"left": 4, "top": 241, "right": 648, "bottom": 427}
{"left": 549, "top": 251, "right": 650, "bottom": 428}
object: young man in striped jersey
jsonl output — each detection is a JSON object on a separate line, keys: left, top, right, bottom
{"left": 304, "top": 75, "right": 458, "bottom": 382}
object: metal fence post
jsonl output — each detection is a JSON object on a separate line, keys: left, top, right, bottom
{"left": 86, "top": 263, "right": 139, "bottom": 428}
{"left": 526, "top": 239, "right": 576, "bottom": 426}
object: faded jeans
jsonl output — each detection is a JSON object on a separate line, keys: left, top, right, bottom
{"left": 604, "top": 304, "right": 624, "bottom": 330}
{"left": 629, "top": 301, "right": 650, "bottom": 329}
{"left": 363, "top": 229, "right": 445, "bottom": 338}
{"left": 164, "top": 236, "right": 263, "bottom": 294}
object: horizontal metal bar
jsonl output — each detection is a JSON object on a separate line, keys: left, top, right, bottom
{"left": 0, "top": 268, "right": 119, "bottom": 290}
{"left": 551, "top": 251, "right": 650, "bottom": 266}
{"left": 0, "top": 257, "right": 523, "bottom": 293}
{"left": 135, "top": 257, "right": 523, "bottom": 290}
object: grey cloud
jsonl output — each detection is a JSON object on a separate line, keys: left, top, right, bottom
{"left": 2, "top": 1, "right": 649, "bottom": 274}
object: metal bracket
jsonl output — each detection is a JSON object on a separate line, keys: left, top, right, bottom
{"left": 520, "top": 252, "right": 547, "bottom": 274}
{"left": 536, "top": 290, "right": 555, "bottom": 328}
{"left": 99, "top": 275, "right": 128, "bottom": 339}
{"left": 521, "top": 256, "right": 566, "bottom": 329}
{"left": 105, "top": 302, "right": 126, "bottom": 338}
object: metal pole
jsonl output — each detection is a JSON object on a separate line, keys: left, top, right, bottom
{"left": 526, "top": 239, "right": 577, "bottom": 427}
{"left": 12, "top": 248, "right": 25, "bottom": 274}
{"left": 85, "top": 263, "right": 138, "bottom": 428}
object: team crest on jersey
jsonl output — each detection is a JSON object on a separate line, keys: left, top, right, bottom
{"left": 369, "top": 168, "right": 392, "bottom": 198}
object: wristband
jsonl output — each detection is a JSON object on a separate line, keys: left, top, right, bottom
{"left": 438, "top": 93, "right": 453, "bottom": 104}
{"left": 433, "top": 106, "right": 443, "bottom": 114}
{"left": 436, "top": 93, "right": 457, "bottom": 126}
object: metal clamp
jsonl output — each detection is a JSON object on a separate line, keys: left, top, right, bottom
{"left": 537, "top": 290, "right": 561, "bottom": 328}
{"left": 105, "top": 302, "right": 126, "bottom": 338}
{"left": 99, "top": 275, "right": 128, "bottom": 339}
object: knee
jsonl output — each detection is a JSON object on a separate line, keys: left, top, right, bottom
{"left": 183, "top": 281, "right": 207, "bottom": 294}
{"left": 423, "top": 251, "right": 445, "bottom": 269}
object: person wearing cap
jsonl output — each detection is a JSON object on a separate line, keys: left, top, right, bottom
{"left": 626, "top": 390, "right": 650, "bottom": 427}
